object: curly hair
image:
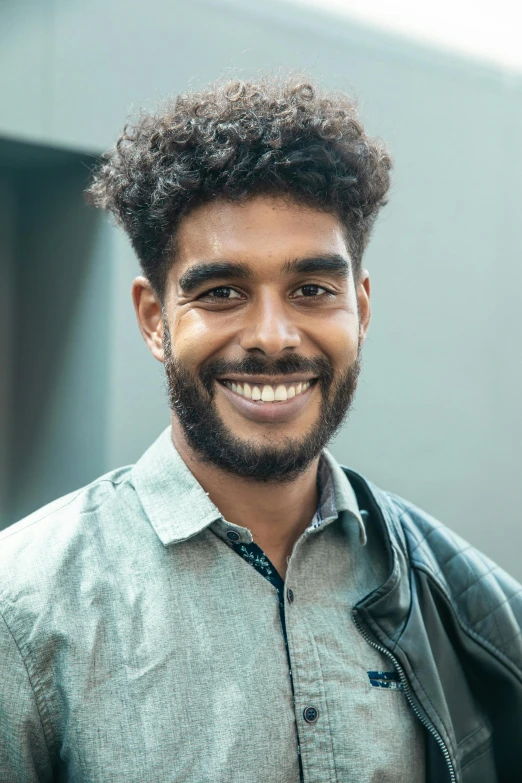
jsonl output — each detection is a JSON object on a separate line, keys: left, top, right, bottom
{"left": 86, "top": 75, "right": 392, "bottom": 298}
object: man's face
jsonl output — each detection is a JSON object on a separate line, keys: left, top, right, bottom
{"left": 158, "top": 195, "right": 370, "bottom": 481}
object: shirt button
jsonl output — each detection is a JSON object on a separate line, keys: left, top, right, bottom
{"left": 286, "top": 588, "right": 294, "bottom": 603}
{"left": 303, "top": 706, "right": 319, "bottom": 724}
{"left": 226, "top": 530, "right": 240, "bottom": 542}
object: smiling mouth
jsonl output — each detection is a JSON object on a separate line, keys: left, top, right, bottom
{"left": 219, "top": 378, "right": 316, "bottom": 402}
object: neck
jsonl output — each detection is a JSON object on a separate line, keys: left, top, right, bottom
{"left": 171, "top": 417, "right": 320, "bottom": 579}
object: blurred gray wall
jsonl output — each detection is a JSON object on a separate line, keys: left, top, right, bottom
{"left": 1, "top": 0, "right": 522, "bottom": 578}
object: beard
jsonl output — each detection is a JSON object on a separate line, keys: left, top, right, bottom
{"left": 163, "top": 325, "right": 361, "bottom": 483}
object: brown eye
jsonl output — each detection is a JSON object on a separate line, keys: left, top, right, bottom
{"left": 202, "top": 287, "right": 243, "bottom": 299}
{"left": 293, "top": 284, "right": 329, "bottom": 297}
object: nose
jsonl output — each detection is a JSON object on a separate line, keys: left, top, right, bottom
{"left": 239, "top": 289, "right": 301, "bottom": 356}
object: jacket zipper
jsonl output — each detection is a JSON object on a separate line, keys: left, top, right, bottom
{"left": 352, "top": 609, "right": 456, "bottom": 783}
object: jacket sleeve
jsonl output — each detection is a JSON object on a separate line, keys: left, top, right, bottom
{"left": 0, "top": 611, "right": 54, "bottom": 783}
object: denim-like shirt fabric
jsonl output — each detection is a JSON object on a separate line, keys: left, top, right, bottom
{"left": 225, "top": 457, "right": 361, "bottom": 783}
{"left": 0, "top": 427, "right": 424, "bottom": 782}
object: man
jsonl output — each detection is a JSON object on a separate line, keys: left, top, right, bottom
{"left": 0, "top": 76, "right": 521, "bottom": 783}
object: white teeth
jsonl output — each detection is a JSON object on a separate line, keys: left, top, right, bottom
{"left": 274, "top": 384, "right": 288, "bottom": 401}
{"left": 223, "top": 379, "right": 313, "bottom": 402}
{"left": 261, "top": 385, "right": 275, "bottom": 402}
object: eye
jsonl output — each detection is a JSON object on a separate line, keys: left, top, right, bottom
{"left": 200, "top": 286, "right": 244, "bottom": 300}
{"left": 292, "top": 284, "right": 331, "bottom": 298}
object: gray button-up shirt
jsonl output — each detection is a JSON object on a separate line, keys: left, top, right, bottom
{"left": 0, "top": 427, "right": 424, "bottom": 782}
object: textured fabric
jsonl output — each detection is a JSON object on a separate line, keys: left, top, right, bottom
{"left": 225, "top": 540, "right": 306, "bottom": 779}
{"left": 223, "top": 457, "right": 365, "bottom": 783}
{"left": 0, "top": 427, "right": 424, "bottom": 783}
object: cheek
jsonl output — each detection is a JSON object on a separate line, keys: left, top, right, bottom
{"left": 310, "top": 312, "right": 360, "bottom": 368}
{"left": 171, "top": 310, "right": 230, "bottom": 365}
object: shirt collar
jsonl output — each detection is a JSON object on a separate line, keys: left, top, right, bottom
{"left": 132, "top": 427, "right": 367, "bottom": 547}
{"left": 132, "top": 427, "right": 223, "bottom": 546}
{"left": 312, "top": 449, "right": 367, "bottom": 545}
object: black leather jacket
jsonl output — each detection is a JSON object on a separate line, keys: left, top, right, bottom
{"left": 344, "top": 467, "right": 522, "bottom": 783}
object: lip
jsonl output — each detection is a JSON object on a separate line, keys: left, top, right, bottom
{"left": 217, "top": 379, "right": 317, "bottom": 423}
{"left": 216, "top": 374, "right": 317, "bottom": 385}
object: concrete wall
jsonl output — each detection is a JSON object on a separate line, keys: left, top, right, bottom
{"left": 1, "top": 0, "right": 522, "bottom": 577}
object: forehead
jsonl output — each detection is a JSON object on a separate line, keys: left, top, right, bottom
{"left": 173, "top": 196, "right": 350, "bottom": 271}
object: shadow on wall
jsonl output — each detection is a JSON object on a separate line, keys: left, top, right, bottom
{"left": 0, "top": 137, "right": 111, "bottom": 528}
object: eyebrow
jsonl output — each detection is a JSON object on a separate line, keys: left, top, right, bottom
{"left": 281, "top": 254, "right": 350, "bottom": 278}
{"left": 177, "top": 253, "right": 350, "bottom": 294}
{"left": 178, "top": 261, "right": 253, "bottom": 293}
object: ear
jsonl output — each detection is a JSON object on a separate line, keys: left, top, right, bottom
{"left": 132, "top": 277, "right": 165, "bottom": 363}
{"left": 357, "top": 269, "right": 371, "bottom": 345}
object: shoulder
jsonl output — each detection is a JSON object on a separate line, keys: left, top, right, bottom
{"left": 0, "top": 465, "right": 134, "bottom": 545}
{"left": 371, "top": 481, "right": 522, "bottom": 675}
{"left": 0, "top": 466, "right": 135, "bottom": 603}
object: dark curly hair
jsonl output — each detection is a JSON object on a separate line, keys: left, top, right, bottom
{"left": 86, "top": 75, "right": 392, "bottom": 298}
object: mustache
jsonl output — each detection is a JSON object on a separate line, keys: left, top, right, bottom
{"left": 199, "top": 354, "right": 334, "bottom": 394}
